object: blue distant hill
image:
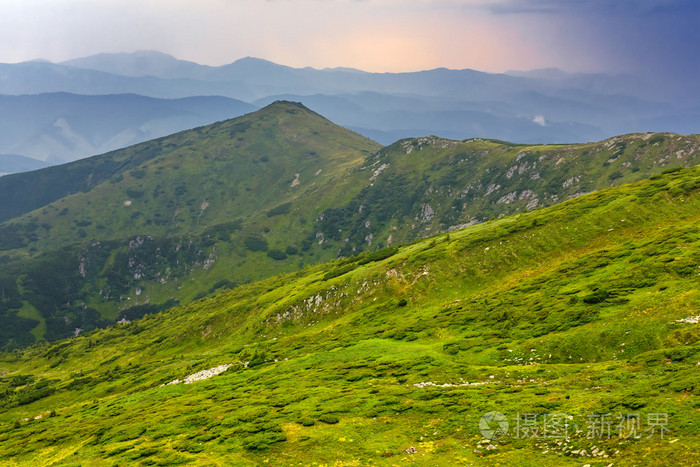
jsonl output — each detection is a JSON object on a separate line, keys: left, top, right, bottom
{"left": 0, "top": 154, "right": 50, "bottom": 175}
{"left": 0, "top": 51, "right": 697, "bottom": 166}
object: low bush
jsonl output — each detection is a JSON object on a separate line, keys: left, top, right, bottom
{"left": 244, "top": 236, "right": 268, "bottom": 252}
{"left": 267, "top": 249, "right": 287, "bottom": 261}
{"left": 582, "top": 289, "right": 609, "bottom": 304}
{"left": 318, "top": 414, "right": 340, "bottom": 424}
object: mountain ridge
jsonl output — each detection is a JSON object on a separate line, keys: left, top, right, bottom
{"left": 0, "top": 102, "right": 698, "bottom": 349}
{"left": 0, "top": 100, "right": 376, "bottom": 225}
{"left": 1, "top": 51, "right": 698, "bottom": 165}
{"left": 0, "top": 154, "right": 50, "bottom": 176}
{"left": 0, "top": 92, "right": 256, "bottom": 166}
{"left": 61, "top": 50, "right": 214, "bottom": 79}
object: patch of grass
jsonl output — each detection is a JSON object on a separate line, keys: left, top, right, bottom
{"left": 0, "top": 165, "right": 698, "bottom": 465}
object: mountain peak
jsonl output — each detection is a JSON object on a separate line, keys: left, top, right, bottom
{"left": 61, "top": 50, "right": 180, "bottom": 66}
{"left": 63, "top": 50, "right": 178, "bottom": 61}
{"left": 252, "top": 100, "right": 327, "bottom": 121}
{"left": 226, "top": 56, "right": 291, "bottom": 71}
{"left": 264, "top": 100, "right": 312, "bottom": 111}
{"left": 232, "top": 56, "right": 280, "bottom": 65}
{"left": 60, "top": 50, "right": 209, "bottom": 78}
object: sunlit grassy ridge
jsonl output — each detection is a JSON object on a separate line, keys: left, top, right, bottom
{"left": 1, "top": 103, "right": 698, "bottom": 349}
{"left": 0, "top": 102, "right": 382, "bottom": 346}
{"left": 0, "top": 166, "right": 698, "bottom": 465}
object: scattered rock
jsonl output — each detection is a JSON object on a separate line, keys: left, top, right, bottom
{"left": 162, "top": 363, "right": 233, "bottom": 386}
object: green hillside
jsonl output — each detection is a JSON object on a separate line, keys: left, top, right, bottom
{"left": 0, "top": 102, "right": 381, "bottom": 347}
{"left": 1, "top": 103, "right": 699, "bottom": 349}
{"left": 0, "top": 166, "right": 698, "bottom": 465}
{"left": 315, "top": 132, "right": 700, "bottom": 251}
{"left": 0, "top": 100, "right": 379, "bottom": 246}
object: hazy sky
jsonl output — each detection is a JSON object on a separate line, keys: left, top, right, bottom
{"left": 1, "top": 0, "right": 699, "bottom": 78}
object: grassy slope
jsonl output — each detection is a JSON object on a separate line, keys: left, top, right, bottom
{"left": 336, "top": 133, "right": 700, "bottom": 249}
{"left": 0, "top": 101, "right": 380, "bottom": 253}
{"left": 0, "top": 166, "right": 698, "bottom": 466}
{"left": 0, "top": 102, "right": 381, "bottom": 345}
{"left": 4, "top": 131, "right": 698, "bottom": 257}
{"left": 2, "top": 119, "right": 699, "bottom": 349}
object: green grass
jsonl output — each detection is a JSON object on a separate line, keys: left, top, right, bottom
{"left": 15, "top": 303, "right": 45, "bottom": 342}
{"left": 1, "top": 104, "right": 700, "bottom": 351}
{"left": 0, "top": 165, "right": 697, "bottom": 465}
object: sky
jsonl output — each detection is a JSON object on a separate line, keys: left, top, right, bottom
{"left": 1, "top": 0, "right": 699, "bottom": 80}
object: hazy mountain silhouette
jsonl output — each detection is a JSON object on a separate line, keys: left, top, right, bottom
{"left": 61, "top": 50, "right": 215, "bottom": 79}
{"left": 0, "top": 154, "right": 50, "bottom": 176}
{"left": 0, "top": 93, "right": 256, "bottom": 164}
{"left": 0, "top": 51, "right": 697, "bottom": 168}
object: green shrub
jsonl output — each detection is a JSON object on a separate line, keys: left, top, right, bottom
{"left": 242, "top": 432, "right": 286, "bottom": 452}
{"left": 665, "top": 347, "right": 692, "bottom": 362}
{"left": 209, "top": 279, "right": 236, "bottom": 293}
{"left": 323, "top": 264, "right": 356, "bottom": 281}
{"left": 266, "top": 249, "right": 287, "bottom": 261}
{"left": 175, "top": 440, "right": 205, "bottom": 453}
{"left": 112, "top": 426, "right": 145, "bottom": 442}
{"left": 318, "top": 414, "right": 340, "bottom": 424}
{"left": 184, "top": 414, "right": 210, "bottom": 428}
{"left": 267, "top": 202, "right": 292, "bottom": 217}
{"left": 662, "top": 166, "right": 683, "bottom": 174}
{"left": 582, "top": 289, "right": 609, "bottom": 304}
{"left": 649, "top": 134, "right": 665, "bottom": 145}
{"left": 66, "top": 376, "right": 95, "bottom": 390}
{"left": 9, "top": 375, "right": 35, "bottom": 387}
{"left": 443, "top": 342, "right": 461, "bottom": 355}
{"left": 244, "top": 236, "right": 268, "bottom": 252}
{"left": 127, "top": 448, "right": 158, "bottom": 460}
{"left": 16, "top": 381, "right": 56, "bottom": 405}
{"left": 612, "top": 141, "right": 626, "bottom": 157}
{"left": 357, "top": 246, "right": 399, "bottom": 265}
{"left": 106, "top": 446, "right": 132, "bottom": 457}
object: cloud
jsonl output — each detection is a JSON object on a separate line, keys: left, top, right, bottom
{"left": 475, "top": 0, "right": 700, "bottom": 85}
{"left": 0, "top": 0, "right": 697, "bottom": 94}
{"left": 487, "top": 0, "right": 700, "bottom": 15}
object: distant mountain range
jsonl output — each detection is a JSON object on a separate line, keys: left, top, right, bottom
{"left": 0, "top": 93, "right": 255, "bottom": 164}
{"left": 0, "top": 51, "right": 698, "bottom": 174}
{"left": 0, "top": 154, "right": 49, "bottom": 176}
